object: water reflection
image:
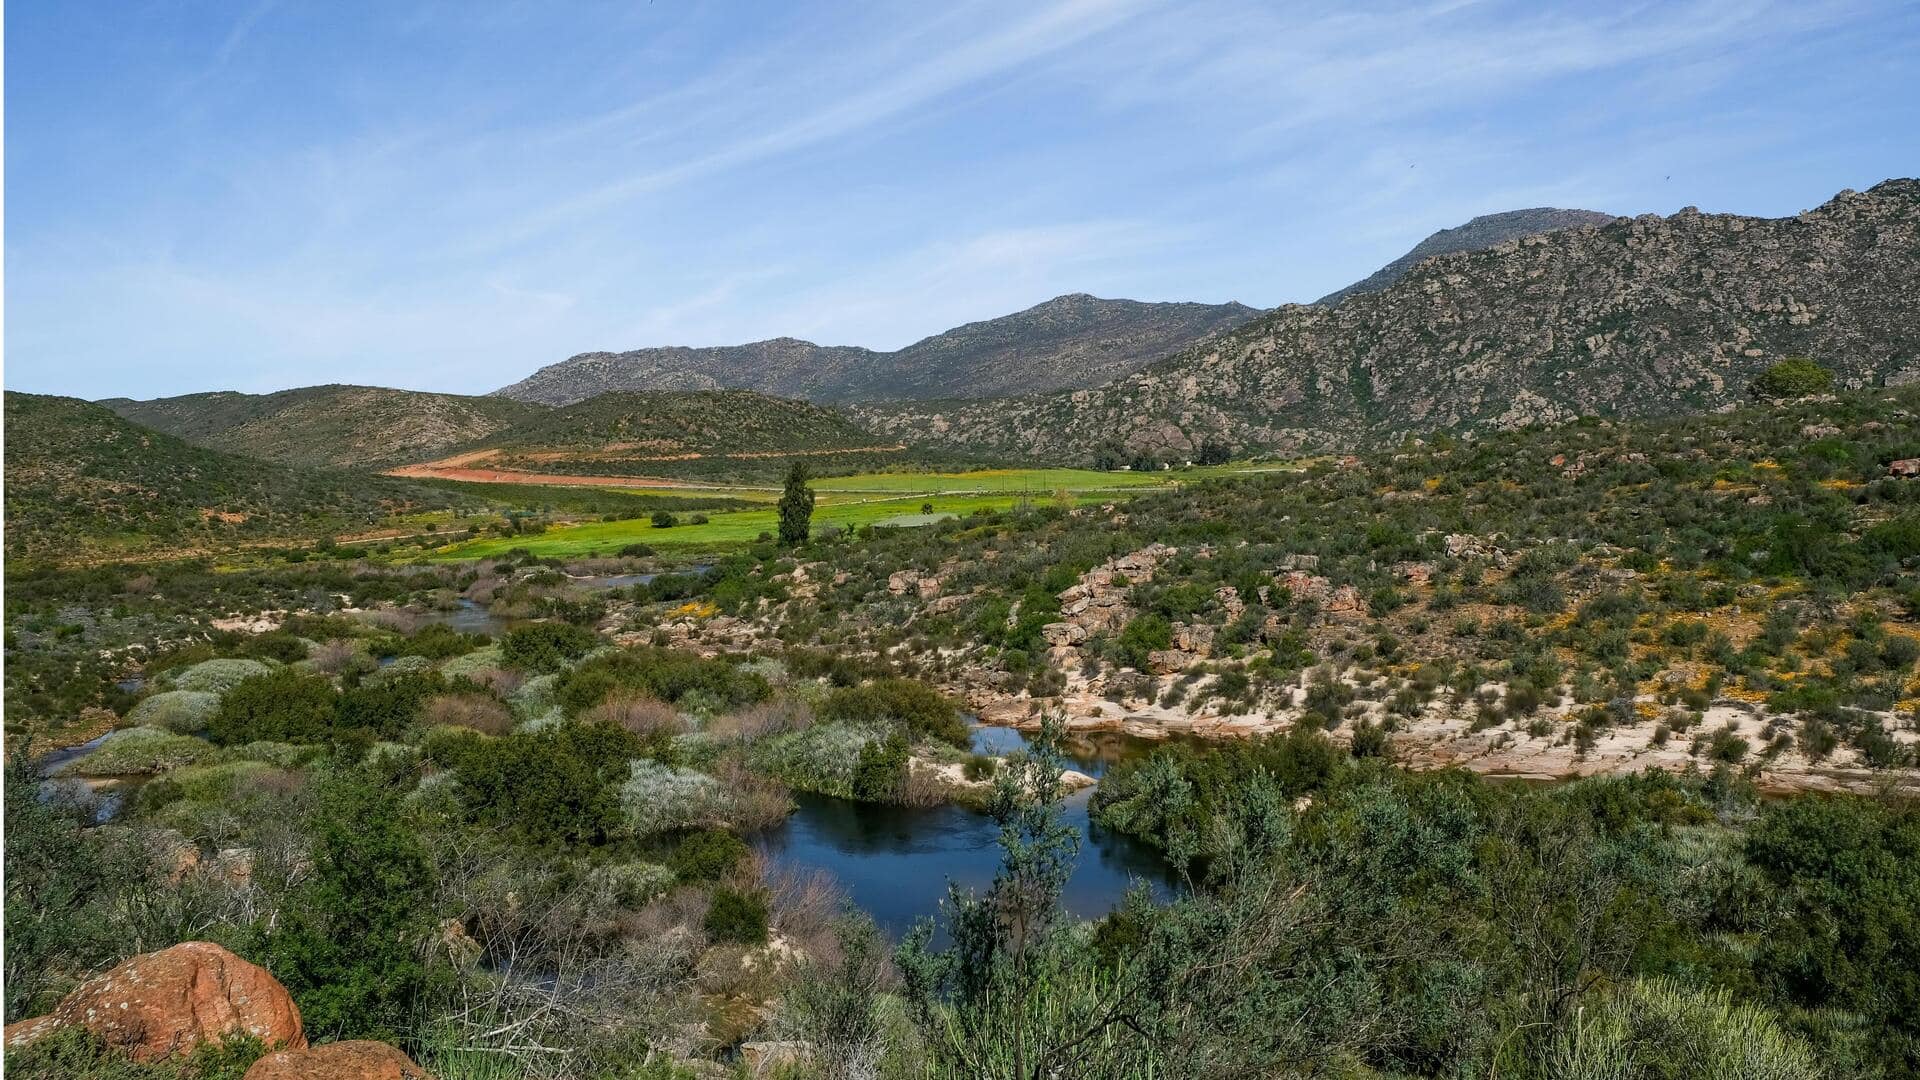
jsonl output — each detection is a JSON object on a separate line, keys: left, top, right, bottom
{"left": 758, "top": 725, "right": 1180, "bottom": 937}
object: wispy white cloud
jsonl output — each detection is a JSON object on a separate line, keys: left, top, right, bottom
{"left": 5, "top": 0, "right": 1913, "bottom": 398}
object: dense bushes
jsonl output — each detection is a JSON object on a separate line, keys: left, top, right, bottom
{"left": 1744, "top": 796, "right": 1920, "bottom": 1068}
{"left": 556, "top": 647, "right": 770, "bottom": 717}
{"left": 818, "top": 678, "right": 967, "bottom": 748}
{"left": 267, "top": 767, "right": 439, "bottom": 1042}
{"left": 704, "top": 886, "right": 770, "bottom": 945}
{"left": 207, "top": 670, "right": 338, "bottom": 745}
{"left": 499, "top": 622, "right": 600, "bottom": 673}
{"left": 432, "top": 720, "right": 646, "bottom": 846}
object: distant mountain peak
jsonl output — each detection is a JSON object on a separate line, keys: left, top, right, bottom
{"left": 1317, "top": 206, "right": 1616, "bottom": 306}
{"left": 492, "top": 295, "right": 1263, "bottom": 406}
{"left": 855, "top": 179, "right": 1920, "bottom": 462}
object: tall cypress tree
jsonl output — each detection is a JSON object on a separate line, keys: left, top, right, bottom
{"left": 778, "top": 461, "right": 815, "bottom": 546}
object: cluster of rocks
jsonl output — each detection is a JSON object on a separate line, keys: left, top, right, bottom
{"left": 888, "top": 568, "right": 970, "bottom": 615}
{"left": 1040, "top": 543, "right": 1178, "bottom": 652}
{"left": 2, "top": 941, "right": 432, "bottom": 1078}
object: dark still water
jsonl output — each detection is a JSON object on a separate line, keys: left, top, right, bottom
{"left": 756, "top": 726, "right": 1180, "bottom": 937}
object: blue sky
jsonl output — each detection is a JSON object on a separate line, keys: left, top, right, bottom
{"left": 6, "top": 0, "right": 1917, "bottom": 400}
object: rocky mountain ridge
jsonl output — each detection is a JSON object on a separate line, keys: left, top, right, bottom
{"left": 853, "top": 180, "right": 1920, "bottom": 462}
{"left": 490, "top": 294, "right": 1259, "bottom": 405}
{"left": 1315, "top": 206, "right": 1616, "bottom": 305}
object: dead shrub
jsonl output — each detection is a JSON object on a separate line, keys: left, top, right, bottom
{"left": 708, "top": 697, "right": 813, "bottom": 742}
{"left": 426, "top": 692, "right": 514, "bottom": 735}
{"left": 586, "top": 691, "right": 688, "bottom": 738}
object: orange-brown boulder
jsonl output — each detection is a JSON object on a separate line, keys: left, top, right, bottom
{"left": 244, "top": 1040, "right": 435, "bottom": 1079}
{"left": 3, "top": 941, "right": 304, "bottom": 1062}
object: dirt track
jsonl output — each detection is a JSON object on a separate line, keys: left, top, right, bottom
{"left": 384, "top": 463, "right": 690, "bottom": 488}
{"left": 384, "top": 443, "right": 907, "bottom": 489}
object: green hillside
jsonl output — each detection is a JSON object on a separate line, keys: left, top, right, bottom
{"left": 485, "top": 389, "right": 882, "bottom": 453}
{"left": 101, "top": 384, "right": 546, "bottom": 469}
{"left": 4, "top": 393, "right": 467, "bottom": 562}
{"left": 458, "top": 389, "right": 961, "bottom": 481}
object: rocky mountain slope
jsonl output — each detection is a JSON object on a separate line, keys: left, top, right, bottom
{"left": 100, "top": 385, "right": 546, "bottom": 470}
{"left": 854, "top": 180, "right": 1920, "bottom": 462}
{"left": 4, "top": 393, "right": 461, "bottom": 562}
{"left": 480, "top": 389, "right": 885, "bottom": 455}
{"left": 1316, "top": 207, "right": 1615, "bottom": 306}
{"left": 491, "top": 294, "right": 1259, "bottom": 405}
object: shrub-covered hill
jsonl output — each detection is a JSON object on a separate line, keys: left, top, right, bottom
{"left": 3, "top": 393, "right": 468, "bottom": 563}
{"left": 423, "top": 389, "right": 971, "bottom": 482}
{"left": 100, "top": 384, "right": 547, "bottom": 470}
{"left": 856, "top": 179, "right": 1920, "bottom": 462}
{"left": 491, "top": 294, "right": 1260, "bottom": 405}
{"left": 484, "top": 389, "right": 880, "bottom": 452}
{"left": 714, "top": 387, "right": 1920, "bottom": 781}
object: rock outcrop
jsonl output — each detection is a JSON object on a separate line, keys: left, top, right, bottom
{"left": 3, "top": 942, "right": 304, "bottom": 1062}
{"left": 244, "top": 1040, "right": 434, "bottom": 1080}
{"left": 1044, "top": 544, "right": 1179, "bottom": 662}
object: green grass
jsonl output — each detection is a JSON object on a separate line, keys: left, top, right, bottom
{"left": 810, "top": 464, "right": 1278, "bottom": 493}
{"left": 415, "top": 491, "right": 1103, "bottom": 560}
{"left": 395, "top": 463, "right": 1298, "bottom": 562}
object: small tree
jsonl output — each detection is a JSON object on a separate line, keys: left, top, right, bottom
{"left": 778, "top": 461, "right": 815, "bottom": 547}
{"left": 651, "top": 510, "right": 677, "bottom": 529}
{"left": 268, "top": 766, "right": 440, "bottom": 1041}
{"left": 897, "top": 713, "right": 1155, "bottom": 1077}
{"left": 1749, "top": 356, "right": 1833, "bottom": 398}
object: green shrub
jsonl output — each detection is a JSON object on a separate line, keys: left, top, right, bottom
{"left": 500, "top": 622, "right": 601, "bottom": 674}
{"left": 207, "top": 669, "right": 338, "bottom": 746}
{"left": 851, "top": 730, "right": 910, "bottom": 802}
{"left": 1749, "top": 356, "right": 1833, "bottom": 398}
{"left": 556, "top": 646, "right": 770, "bottom": 715}
{"left": 267, "top": 767, "right": 440, "bottom": 1042}
{"left": 235, "top": 632, "right": 312, "bottom": 664}
{"left": 57, "top": 727, "right": 212, "bottom": 776}
{"left": 1745, "top": 796, "right": 1920, "bottom": 1064}
{"left": 668, "top": 829, "right": 748, "bottom": 881}
{"left": 704, "top": 885, "right": 770, "bottom": 945}
{"left": 382, "top": 622, "right": 486, "bottom": 660}
{"left": 818, "top": 678, "right": 967, "bottom": 748}
{"left": 437, "top": 720, "right": 644, "bottom": 846}
{"left": 334, "top": 671, "right": 444, "bottom": 740}
{"left": 166, "top": 658, "right": 275, "bottom": 694}
{"left": 1113, "top": 614, "right": 1173, "bottom": 672}
{"left": 126, "top": 690, "right": 222, "bottom": 734}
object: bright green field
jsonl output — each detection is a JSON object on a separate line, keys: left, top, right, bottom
{"left": 405, "top": 462, "right": 1297, "bottom": 562}
{"left": 811, "top": 467, "right": 1179, "bottom": 493}
{"left": 416, "top": 491, "right": 1103, "bottom": 561}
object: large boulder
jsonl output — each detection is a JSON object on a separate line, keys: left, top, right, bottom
{"left": 3, "top": 942, "right": 303, "bottom": 1062}
{"left": 244, "top": 1040, "right": 435, "bottom": 1079}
